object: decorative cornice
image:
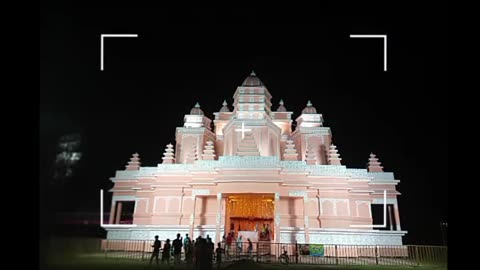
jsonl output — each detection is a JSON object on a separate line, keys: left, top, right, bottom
{"left": 112, "top": 195, "right": 136, "bottom": 202}
{"left": 288, "top": 190, "right": 308, "bottom": 198}
{"left": 368, "top": 172, "right": 395, "bottom": 180}
{"left": 191, "top": 189, "right": 210, "bottom": 196}
{"left": 297, "top": 126, "right": 331, "bottom": 135}
{"left": 111, "top": 156, "right": 390, "bottom": 180}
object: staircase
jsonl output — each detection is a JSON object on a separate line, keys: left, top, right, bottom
{"left": 236, "top": 132, "right": 260, "bottom": 156}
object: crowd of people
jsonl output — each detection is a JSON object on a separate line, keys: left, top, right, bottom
{"left": 149, "top": 231, "right": 260, "bottom": 269}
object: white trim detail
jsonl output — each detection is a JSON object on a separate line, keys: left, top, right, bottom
{"left": 192, "top": 189, "right": 210, "bottom": 196}
{"left": 289, "top": 190, "right": 307, "bottom": 198}
{"left": 112, "top": 195, "right": 136, "bottom": 203}
{"left": 372, "top": 198, "right": 397, "bottom": 205}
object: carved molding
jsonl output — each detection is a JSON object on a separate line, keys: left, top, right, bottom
{"left": 192, "top": 189, "right": 210, "bottom": 196}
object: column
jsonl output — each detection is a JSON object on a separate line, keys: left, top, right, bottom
{"left": 215, "top": 193, "right": 222, "bottom": 244}
{"left": 303, "top": 195, "right": 310, "bottom": 243}
{"left": 274, "top": 193, "right": 281, "bottom": 243}
{"left": 189, "top": 195, "right": 197, "bottom": 238}
{"left": 393, "top": 202, "right": 402, "bottom": 231}
{"left": 388, "top": 205, "right": 394, "bottom": 230}
{"left": 179, "top": 190, "right": 185, "bottom": 225}
{"left": 109, "top": 201, "right": 116, "bottom": 225}
{"left": 115, "top": 202, "right": 123, "bottom": 224}
{"left": 316, "top": 194, "right": 322, "bottom": 227}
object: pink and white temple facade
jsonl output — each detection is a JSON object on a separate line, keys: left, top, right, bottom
{"left": 104, "top": 71, "right": 407, "bottom": 245}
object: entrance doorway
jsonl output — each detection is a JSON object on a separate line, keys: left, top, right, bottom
{"left": 225, "top": 193, "right": 275, "bottom": 241}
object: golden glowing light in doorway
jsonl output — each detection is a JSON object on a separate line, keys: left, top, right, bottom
{"left": 227, "top": 194, "right": 274, "bottom": 219}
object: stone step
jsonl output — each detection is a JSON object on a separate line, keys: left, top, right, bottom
{"left": 238, "top": 145, "right": 258, "bottom": 150}
{"left": 237, "top": 152, "right": 260, "bottom": 156}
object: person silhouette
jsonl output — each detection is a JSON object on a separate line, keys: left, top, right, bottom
{"left": 149, "top": 235, "right": 161, "bottom": 265}
{"left": 184, "top": 233, "right": 191, "bottom": 262}
{"left": 172, "top": 233, "right": 183, "bottom": 265}
{"left": 215, "top": 242, "right": 224, "bottom": 270}
{"left": 247, "top": 238, "right": 253, "bottom": 259}
{"left": 236, "top": 235, "right": 243, "bottom": 255}
{"left": 161, "top": 239, "right": 171, "bottom": 265}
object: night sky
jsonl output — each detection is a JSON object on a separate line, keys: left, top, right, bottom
{"left": 40, "top": 5, "right": 448, "bottom": 245}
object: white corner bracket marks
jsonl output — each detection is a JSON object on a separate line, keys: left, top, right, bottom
{"left": 350, "top": 190, "right": 388, "bottom": 228}
{"left": 100, "top": 189, "right": 137, "bottom": 228}
{"left": 100, "top": 34, "right": 138, "bottom": 71}
{"left": 349, "top": 35, "right": 387, "bottom": 71}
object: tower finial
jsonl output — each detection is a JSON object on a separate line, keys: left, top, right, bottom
{"left": 307, "top": 100, "right": 313, "bottom": 106}
{"left": 125, "top": 152, "right": 141, "bottom": 170}
{"left": 276, "top": 99, "right": 287, "bottom": 112}
{"left": 367, "top": 153, "right": 384, "bottom": 172}
{"left": 250, "top": 70, "right": 256, "bottom": 76}
{"left": 220, "top": 99, "right": 230, "bottom": 112}
{"left": 162, "top": 143, "right": 175, "bottom": 164}
{"left": 194, "top": 102, "right": 200, "bottom": 108}
{"left": 328, "top": 144, "right": 342, "bottom": 165}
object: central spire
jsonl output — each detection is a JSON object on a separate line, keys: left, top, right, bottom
{"left": 234, "top": 71, "right": 273, "bottom": 119}
{"left": 242, "top": 70, "right": 264, "bottom": 87}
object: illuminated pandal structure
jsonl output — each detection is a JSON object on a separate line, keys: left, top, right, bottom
{"left": 105, "top": 71, "right": 407, "bottom": 247}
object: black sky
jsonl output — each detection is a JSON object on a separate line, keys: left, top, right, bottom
{"left": 40, "top": 5, "right": 448, "bottom": 245}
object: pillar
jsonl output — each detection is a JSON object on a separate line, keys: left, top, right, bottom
{"left": 179, "top": 190, "right": 185, "bottom": 226}
{"left": 388, "top": 205, "right": 394, "bottom": 230}
{"left": 215, "top": 193, "right": 222, "bottom": 244}
{"left": 109, "top": 201, "right": 116, "bottom": 225}
{"left": 393, "top": 202, "right": 402, "bottom": 230}
{"left": 115, "top": 202, "right": 123, "bottom": 224}
{"left": 303, "top": 195, "right": 310, "bottom": 243}
{"left": 316, "top": 193, "right": 322, "bottom": 227}
{"left": 274, "top": 192, "right": 281, "bottom": 243}
{"left": 189, "top": 195, "right": 197, "bottom": 238}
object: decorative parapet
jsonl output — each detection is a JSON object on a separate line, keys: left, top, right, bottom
{"left": 346, "top": 169, "right": 370, "bottom": 177}
{"left": 309, "top": 165, "right": 348, "bottom": 176}
{"left": 112, "top": 156, "right": 394, "bottom": 180}
{"left": 368, "top": 172, "right": 395, "bottom": 180}
{"left": 217, "top": 156, "right": 280, "bottom": 168}
{"left": 156, "top": 164, "right": 195, "bottom": 174}
{"left": 296, "top": 126, "right": 331, "bottom": 135}
{"left": 280, "top": 161, "right": 307, "bottom": 171}
{"left": 139, "top": 167, "right": 160, "bottom": 176}
{"left": 113, "top": 170, "right": 141, "bottom": 180}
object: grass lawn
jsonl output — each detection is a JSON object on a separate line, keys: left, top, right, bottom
{"left": 43, "top": 253, "right": 447, "bottom": 270}
{"left": 41, "top": 238, "right": 447, "bottom": 270}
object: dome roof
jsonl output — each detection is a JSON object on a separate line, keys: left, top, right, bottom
{"left": 302, "top": 100, "right": 317, "bottom": 114}
{"left": 276, "top": 99, "right": 287, "bottom": 112}
{"left": 190, "top": 102, "right": 204, "bottom": 115}
{"left": 241, "top": 70, "right": 264, "bottom": 87}
{"left": 219, "top": 100, "right": 230, "bottom": 112}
